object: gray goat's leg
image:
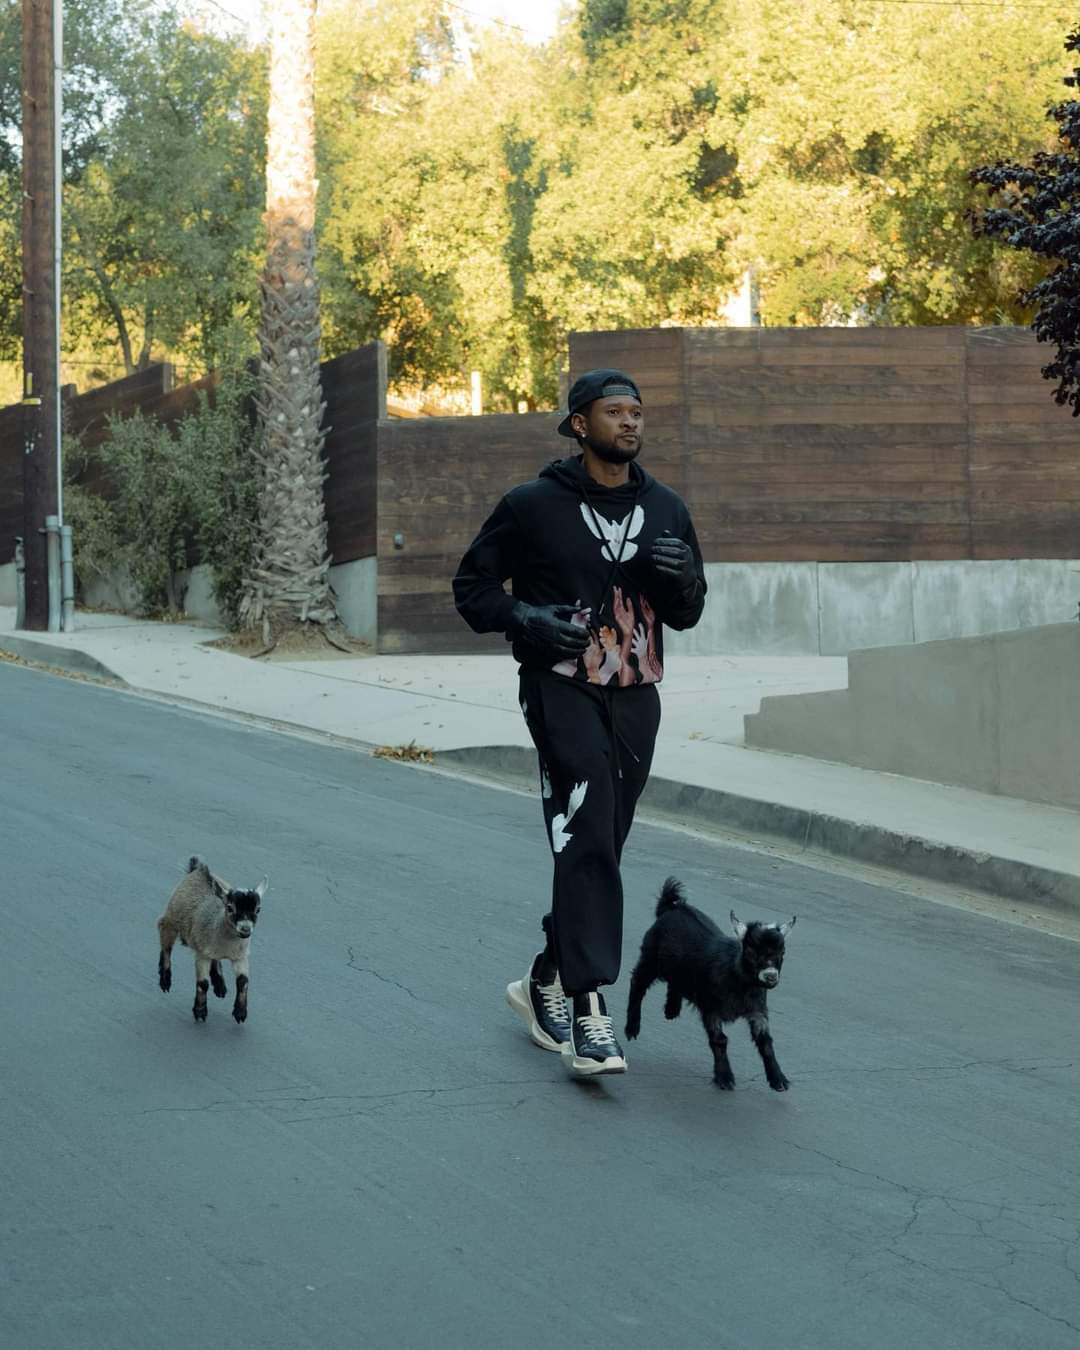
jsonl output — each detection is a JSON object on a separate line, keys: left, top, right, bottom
{"left": 749, "top": 1014, "right": 789, "bottom": 1092}
{"left": 703, "top": 1011, "right": 734, "bottom": 1089}
{"left": 231, "top": 952, "right": 249, "bottom": 1024}
{"left": 193, "top": 955, "right": 211, "bottom": 1022}
{"left": 210, "top": 960, "right": 227, "bottom": 998}
{"left": 158, "top": 919, "right": 176, "bottom": 992}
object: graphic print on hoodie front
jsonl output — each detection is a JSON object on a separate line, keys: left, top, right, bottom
{"left": 453, "top": 455, "right": 707, "bottom": 687}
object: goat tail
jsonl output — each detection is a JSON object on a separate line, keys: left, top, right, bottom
{"left": 656, "top": 876, "right": 687, "bottom": 915}
{"left": 187, "top": 856, "right": 202, "bottom": 874}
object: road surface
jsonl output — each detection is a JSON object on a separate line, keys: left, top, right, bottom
{"left": 2, "top": 662, "right": 1078, "bottom": 1349}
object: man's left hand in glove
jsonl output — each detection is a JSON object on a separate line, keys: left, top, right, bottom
{"left": 650, "top": 531, "right": 697, "bottom": 592}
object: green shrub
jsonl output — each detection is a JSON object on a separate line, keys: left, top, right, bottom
{"left": 63, "top": 370, "right": 258, "bottom": 626}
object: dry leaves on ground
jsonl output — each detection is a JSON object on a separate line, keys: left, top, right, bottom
{"left": 373, "top": 740, "right": 434, "bottom": 765}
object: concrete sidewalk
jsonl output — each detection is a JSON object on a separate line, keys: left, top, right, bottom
{"left": 3, "top": 605, "right": 1078, "bottom": 915}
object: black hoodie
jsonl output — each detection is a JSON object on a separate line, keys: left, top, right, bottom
{"left": 453, "top": 455, "right": 706, "bottom": 687}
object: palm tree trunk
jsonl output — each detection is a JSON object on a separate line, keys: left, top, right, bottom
{"left": 240, "top": 0, "right": 338, "bottom": 645}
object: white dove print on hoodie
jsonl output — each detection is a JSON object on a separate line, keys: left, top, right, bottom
{"left": 579, "top": 502, "right": 645, "bottom": 562}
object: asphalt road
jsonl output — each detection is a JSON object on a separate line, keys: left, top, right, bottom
{"left": 2, "top": 660, "right": 1079, "bottom": 1350}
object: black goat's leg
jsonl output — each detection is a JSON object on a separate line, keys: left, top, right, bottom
{"left": 232, "top": 952, "right": 249, "bottom": 1024}
{"left": 703, "top": 1011, "right": 734, "bottom": 1089}
{"left": 210, "top": 960, "right": 227, "bottom": 998}
{"left": 625, "top": 957, "right": 656, "bottom": 1040}
{"left": 193, "top": 956, "right": 210, "bottom": 1022}
{"left": 749, "top": 1014, "right": 789, "bottom": 1091}
{"left": 663, "top": 986, "right": 683, "bottom": 1021}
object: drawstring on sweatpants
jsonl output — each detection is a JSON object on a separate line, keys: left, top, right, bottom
{"left": 601, "top": 686, "right": 641, "bottom": 781}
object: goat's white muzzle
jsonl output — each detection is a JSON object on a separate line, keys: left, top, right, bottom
{"left": 759, "top": 968, "right": 779, "bottom": 988}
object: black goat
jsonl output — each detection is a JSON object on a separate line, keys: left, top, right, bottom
{"left": 625, "top": 877, "right": 796, "bottom": 1091}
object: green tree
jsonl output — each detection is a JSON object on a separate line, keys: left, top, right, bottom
{"left": 0, "top": 0, "right": 265, "bottom": 377}
{"left": 718, "top": 0, "right": 1076, "bottom": 324}
{"left": 63, "top": 11, "right": 266, "bottom": 375}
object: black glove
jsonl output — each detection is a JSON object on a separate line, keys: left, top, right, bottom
{"left": 651, "top": 532, "right": 697, "bottom": 591}
{"left": 508, "top": 602, "right": 590, "bottom": 661}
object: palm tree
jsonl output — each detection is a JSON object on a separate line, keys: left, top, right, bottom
{"left": 240, "top": 0, "right": 339, "bottom": 649}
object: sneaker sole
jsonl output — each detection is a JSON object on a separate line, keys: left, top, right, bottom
{"left": 560, "top": 1042, "right": 628, "bottom": 1077}
{"left": 506, "top": 980, "right": 566, "bottom": 1054}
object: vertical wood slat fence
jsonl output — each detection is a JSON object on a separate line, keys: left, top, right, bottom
{"left": 2, "top": 327, "right": 1077, "bottom": 652}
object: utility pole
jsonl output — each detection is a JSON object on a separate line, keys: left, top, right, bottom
{"left": 21, "top": 0, "right": 61, "bottom": 631}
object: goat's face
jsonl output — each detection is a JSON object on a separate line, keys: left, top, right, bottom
{"left": 730, "top": 912, "right": 795, "bottom": 989}
{"left": 224, "top": 880, "right": 265, "bottom": 939}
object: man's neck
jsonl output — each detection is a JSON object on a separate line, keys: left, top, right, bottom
{"left": 581, "top": 446, "right": 631, "bottom": 488}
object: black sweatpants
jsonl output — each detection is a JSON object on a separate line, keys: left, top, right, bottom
{"left": 518, "top": 669, "right": 661, "bottom": 997}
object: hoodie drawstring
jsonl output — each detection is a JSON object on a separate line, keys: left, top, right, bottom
{"left": 576, "top": 473, "right": 643, "bottom": 780}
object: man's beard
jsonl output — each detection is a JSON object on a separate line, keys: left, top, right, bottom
{"left": 581, "top": 433, "right": 643, "bottom": 464}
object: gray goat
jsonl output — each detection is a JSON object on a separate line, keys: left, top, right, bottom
{"left": 157, "top": 857, "right": 266, "bottom": 1023}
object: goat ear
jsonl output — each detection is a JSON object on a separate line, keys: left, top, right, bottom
{"left": 254, "top": 877, "right": 268, "bottom": 899}
{"left": 779, "top": 916, "right": 796, "bottom": 937}
{"left": 730, "top": 910, "right": 748, "bottom": 941}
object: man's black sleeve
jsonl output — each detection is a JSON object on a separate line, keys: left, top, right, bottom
{"left": 453, "top": 496, "right": 525, "bottom": 634}
{"left": 651, "top": 515, "right": 707, "bottom": 631}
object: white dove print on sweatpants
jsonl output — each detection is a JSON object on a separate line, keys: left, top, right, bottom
{"left": 550, "top": 780, "right": 588, "bottom": 853}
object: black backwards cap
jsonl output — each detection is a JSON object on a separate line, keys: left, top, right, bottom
{"left": 557, "top": 368, "right": 643, "bottom": 438}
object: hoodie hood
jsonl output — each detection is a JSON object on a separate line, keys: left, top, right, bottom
{"left": 539, "top": 455, "right": 656, "bottom": 500}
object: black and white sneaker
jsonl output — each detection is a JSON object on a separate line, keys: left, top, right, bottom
{"left": 562, "top": 992, "right": 627, "bottom": 1077}
{"left": 506, "top": 956, "right": 570, "bottom": 1052}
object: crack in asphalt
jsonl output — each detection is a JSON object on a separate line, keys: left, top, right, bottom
{"left": 803, "top": 1143, "right": 1080, "bottom": 1336}
{"left": 127, "top": 1076, "right": 560, "bottom": 1123}
{"left": 345, "top": 945, "right": 420, "bottom": 1001}
{"left": 795, "top": 1057, "right": 1076, "bottom": 1079}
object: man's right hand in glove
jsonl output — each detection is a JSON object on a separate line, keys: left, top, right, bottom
{"left": 508, "top": 601, "right": 591, "bottom": 661}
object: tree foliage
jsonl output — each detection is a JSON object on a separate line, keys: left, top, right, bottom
{"left": 0, "top": 0, "right": 264, "bottom": 376}
{"left": 3, "top": 0, "right": 1080, "bottom": 406}
{"left": 972, "top": 28, "right": 1080, "bottom": 414}
{"left": 315, "top": 0, "right": 1078, "bottom": 406}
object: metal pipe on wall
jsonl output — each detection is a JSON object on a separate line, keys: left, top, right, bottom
{"left": 14, "top": 537, "right": 26, "bottom": 629}
{"left": 54, "top": 0, "right": 64, "bottom": 526}
{"left": 60, "top": 524, "right": 75, "bottom": 632}
{"left": 44, "top": 514, "right": 61, "bottom": 633}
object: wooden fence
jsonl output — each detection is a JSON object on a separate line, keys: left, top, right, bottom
{"left": 0, "top": 343, "right": 384, "bottom": 569}
{"left": 374, "top": 325, "right": 1080, "bottom": 651}
{"left": 3, "top": 326, "right": 1077, "bottom": 652}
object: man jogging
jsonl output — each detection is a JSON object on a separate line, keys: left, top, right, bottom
{"left": 453, "top": 369, "right": 706, "bottom": 1077}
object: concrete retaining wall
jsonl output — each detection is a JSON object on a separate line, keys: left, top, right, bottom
{"left": 665, "top": 559, "right": 1080, "bottom": 657}
{"left": 6, "top": 555, "right": 1076, "bottom": 656}
{"left": 1, "top": 555, "right": 378, "bottom": 643}
{"left": 745, "top": 622, "right": 1080, "bottom": 810}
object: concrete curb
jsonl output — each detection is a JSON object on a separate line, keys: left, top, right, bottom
{"left": 0, "top": 635, "right": 126, "bottom": 684}
{"left": 435, "top": 745, "right": 1080, "bottom": 917}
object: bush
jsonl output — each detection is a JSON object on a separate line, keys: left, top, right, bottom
{"left": 63, "top": 370, "right": 259, "bottom": 624}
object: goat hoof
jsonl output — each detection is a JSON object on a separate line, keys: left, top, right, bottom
{"left": 193, "top": 1006, "right": 207, "bottom": 1022}
{"left": 624, "top": 1024, "right": 639, "bottom": 1041}
{"left": 232, "top": 1005, "right": 247, "bottom": 1024}
{"left": 769, "top": 1076, "right": 790, "bottom": 1092}
{"left": 713, "top": 1075, "right": 735, "bottom": 1091}
{"left": 159, "top": 973, "right": 171, "bottom": 993}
